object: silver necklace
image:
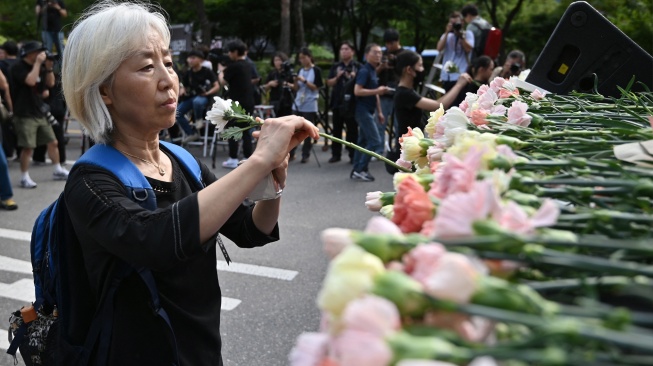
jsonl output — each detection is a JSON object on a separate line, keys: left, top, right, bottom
{"left": 116, "top": 148, "right": 166, "bottom": 176}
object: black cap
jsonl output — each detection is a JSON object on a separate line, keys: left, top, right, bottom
{"left": 19, "top": 41, "right": 47, "bottom": 58}
{"left": 187, "top": 49, "right": 205, "bottom": 59}
{"left": 0, "top": 41, "right": 18, "bottom": 56}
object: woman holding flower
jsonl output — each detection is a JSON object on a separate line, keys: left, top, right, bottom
{"left": 59, "top": 1, "right": 318, "bottom": 365}
{"left": 393, "top": 50, "right": 470, "bottom": 143}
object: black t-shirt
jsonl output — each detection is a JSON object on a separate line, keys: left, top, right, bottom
{"left": 327, "top": 60, "right": 360, "bottom": 109}
{"left": 181, "top": 66, "right": 217, "bottom": 101}
{"left": 394, "top": 86, "right": 424, "bottom": 138}
{"left": 63, "top": 150, "right": 279, "bottom": 366}
{"left": 36, "top": 0, "right": 66, "bottom": 32}
{"left": 9, "top": 60, "right": 47, "bottom": 118}
{"left": 223, "top": 59, "right": 255, "bottom": 113}
{"left": 451, "top": 81, "right": 480, "bottom": 110}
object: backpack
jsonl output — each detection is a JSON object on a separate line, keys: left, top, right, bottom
{"left": 7, "top": 141, "right": 203, "bottom": 366}
{"left": 338, "top": 76, "right": 357, "bottom": 119}
{"left": 470, "top": 18, "right": 502, "bottom": 61}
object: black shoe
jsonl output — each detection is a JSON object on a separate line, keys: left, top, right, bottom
{"left": 328, "top": 156, "right": 341, "bottom": 163}
{"left": 301, "top": 156, "right": 309, "bottom": 163}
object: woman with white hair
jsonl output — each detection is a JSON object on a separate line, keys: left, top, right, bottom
{"left": 60, "top": 1, "right": 318, "bottom": 365}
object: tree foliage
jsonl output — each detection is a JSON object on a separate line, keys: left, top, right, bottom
{"left": 0, "top": 0, "right": 650, "bottom": 68}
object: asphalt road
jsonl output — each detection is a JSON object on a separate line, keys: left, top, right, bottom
{"left": 0, "top": 128, "right": 394, "bottom": 366}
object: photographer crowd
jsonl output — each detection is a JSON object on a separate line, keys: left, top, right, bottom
{"left": 0, "top": 1, "right": 530, "bottom": 212}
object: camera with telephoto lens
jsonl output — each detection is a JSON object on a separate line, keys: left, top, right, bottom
{"left": 207, "top": 49, "right": 231, "bottom": 66}
{"left": 510, "top": 63, "right": 522, "bottom": 74}
{"left": 453, "top": 22, "right": 463, "bottom": 32}
{"left": 45, "top": 51, "right": 57, "bottom": 61}
{"left": 279, "top": 60, "right": 294, "bottom": 80}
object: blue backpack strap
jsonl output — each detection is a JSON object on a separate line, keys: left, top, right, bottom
{"left": 76, "top": 144, "right": 157, "bottom": 211}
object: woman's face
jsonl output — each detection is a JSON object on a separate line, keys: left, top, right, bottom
{"left": 412, "top": 57, "right": 425, "bottom": 73}
{"left": 478, "top": 60, "right": 495, "bottom": 82}
{"left": 274, "top": 56, "right": 283, "bottom": 70}
{"left": 101, "top": 30, "right": 179, "bottom": 137}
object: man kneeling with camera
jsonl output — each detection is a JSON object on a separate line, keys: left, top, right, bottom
{"left": 175, "top": 49, "right": 220, "bottom": 144}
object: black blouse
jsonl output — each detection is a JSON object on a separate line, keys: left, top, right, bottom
{"left": 63, "top": 150, "right": 279, "bottom": 366}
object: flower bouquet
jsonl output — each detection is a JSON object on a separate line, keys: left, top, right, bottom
{"left": 290, "top": 76, "right": 653, "bottom": 366}
{"left": 443, "top": 61, "right": 460, "bottom": 74}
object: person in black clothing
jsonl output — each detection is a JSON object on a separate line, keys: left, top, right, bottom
{"left": 61, "top": 2, "right": 319, "bottom": 365}
{"left": 10, "top": 41, "right": 69, "bottom": 188}
{"left": 263, "top": 52, "right": 295, "bottom": 118}
{"left": 451, "top": 55, "right": 495, "bottom": 108}
{"left": 175, "top": 49, "right": 220, "bottom": 143}
{"left": 0, "top": 41, "right": 19, "bottom": 159}
{"left": 218, "top": 40, "right": 256, "bottom": 169}
{"left": 375, "top": 29, "right": 404, "bottom": 154}
{"left": 35, "top": 0, "right": 67, "bottom": 57}
{"left": 33, "top": 66, "right": 67, "bottom": 164}
{"left": 393, "top": 50, "right": 470, "bottom": 141}
{"left": 326, "top": 41, "right": 360, "bottom": 163}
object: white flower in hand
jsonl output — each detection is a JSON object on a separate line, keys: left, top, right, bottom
{"left": 206, "top": 97, "right": 235, "bottom": 133}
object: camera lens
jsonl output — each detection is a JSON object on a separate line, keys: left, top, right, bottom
{"left": 453, "top": 22, "right": 462, "bottom": 31}
{"left": 510, "top": 63, "right": 521, "bottom": 74}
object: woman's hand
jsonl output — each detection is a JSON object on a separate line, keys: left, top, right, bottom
{"left": 251, "top": 115, "right": 319, "bottom": 170}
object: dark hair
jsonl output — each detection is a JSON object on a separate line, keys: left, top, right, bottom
{"left": 270, "top": 51, "right": 288, "bottom": 67}
{"left": 383, "top": 28, "right": 400, "bottom": 43}
{"left": 1, "top": 41, "right": 18, "bottom": 56}
{"left": 364, "top": 43, "right": 380, "bottom": 55}
{"left": 449, "top": 11, "right": 462, "bottom": 19}
{"left": 507, "top": 50, "right": 526, "bottom": 63}
{"left": 461, "top": 4, "right": 479, "bottom": 17}
{"left": 469, "top": 55, "right": 493, "bottom": 76}
{"left": 339, "top": 41, "right": 355, "bottom": 52}
{"left": 187, "top": 49, "right": 205, "bottom": 59}
{"left": 395, "top": 50, "right": 420, "bottom": 76}
{"left": 298, "top": 47, "right": 313, "bottom": 63}
{"left": 226, "top": 40, "right": 247, "bottom": 56}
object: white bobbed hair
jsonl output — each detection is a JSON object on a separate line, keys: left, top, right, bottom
{"left": 62, "top": 1, "right": 170, "bottom": 144}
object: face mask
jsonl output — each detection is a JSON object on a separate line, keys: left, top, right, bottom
{"left": 413, "top": 68, "right": 425, "bottom": 84}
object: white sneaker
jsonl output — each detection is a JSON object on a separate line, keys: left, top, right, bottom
{"left": 182, "top": 133, "right": 200, "bottom": 144}
{"left": 20, "top": 178, "right": 37, "bottom": 189}
{"left": 53, "top": 166, "right": 70, "bottom": 181}
{"left": 222, "top": 158, "right": 238, "bottom": 169}
{"left": 194, "top": 119, "right": 205, "bottom": 131}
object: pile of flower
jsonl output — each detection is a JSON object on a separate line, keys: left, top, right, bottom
{"left": 289, "top": 77, "right": 653, "bottom": 366}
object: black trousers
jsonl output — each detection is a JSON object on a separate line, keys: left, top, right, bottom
{"left": 330, "top": 108, "right": 358, "bottom": 160}
{"left": 290, "top": 111, "right": 318, "bottom": 159}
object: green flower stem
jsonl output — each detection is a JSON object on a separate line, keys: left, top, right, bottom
{"left": 477, "top": 249, "right": 653, "bottom": 277}
{"left": 317, "top": 132, "right": 411, "bottom": 172}
{"left": 525, "top": 276, "right": 653, "bottom": 292}
{"left": 219, "top": 117, "right": 411, "bottom": 172}
{"left": 557, "top": 211, "right": 653, "bottom": 223}
{"left": 424, "top": 296, "right": 653, "bottom": 353}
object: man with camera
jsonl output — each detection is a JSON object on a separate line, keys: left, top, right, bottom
{"left": 437, "top": 11, "right": 474, "bottom": 92}
{"left": 9, "top": 41, "right": 68, "bottom": 188}
{"left": 264, "top": 52, "right": 295, "bottom": 118}
{"left": 375, "top": 29, "right": 404, "bottom": 156}
{"left": 176, "top": 49, "right": 220, "bottom": 144}
{"left": 327, "top": 41, "right": 360, "bottom": 163}
{"left": 35, "top": 0, "right": 67, "bottom": 58}
{"left": 491, "top": 50, "right": 527, "bottom": 80}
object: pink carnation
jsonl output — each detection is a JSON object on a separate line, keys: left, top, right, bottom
{"left": 476, "top": 84, "right": 489, "bottom": 96}
{"left": 289, "top": 332, "right": 331, "bottom": 366}
{"left": 470, "top": 109, "right": 489, "bottom": 126}
{"left": 342, "top": 295, "right": 401, "bottom": 337}
{"left": 499, "top": 87, "right": 519, "bottom": 99}
{"left": 393, "top": 176, "right": 435, "bottom": 233}
{"left": 507, "top": 100, "right": 532, "bottom": 127}
{"left": 433, "top": 180, "right": 500, "bottom": 238}
{"left": 493, "top": 199, "right": 560, "bottom": 235}
{"left": 530, "top": 89, "right": 547, "bottom": 100}
{"left": 332, "top": 330, "right": 392, "bottom": 366}
{"left": 429, "top": 147, "right": 485, "bottom": 199}
{"left": 403, "top": 243, "right": 446, "bottom": 283}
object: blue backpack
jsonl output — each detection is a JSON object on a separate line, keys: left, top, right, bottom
{"left": 8, "top": 141, "right": 203, "bottom": 366}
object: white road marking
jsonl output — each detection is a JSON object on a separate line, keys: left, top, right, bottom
{"left": 0, "top": 229, "right": 31, "bottom": 243}
{"left": 217, "top": 261, "right": 297, "bottom": 281}
{"left": 0, "top": 229, "right": 299, "bottom": 280}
